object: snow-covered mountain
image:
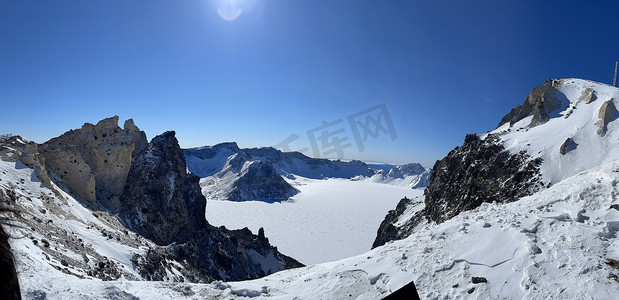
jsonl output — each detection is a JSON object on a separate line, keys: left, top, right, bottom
{"left": 184, "top": 144, "right": 430, "bottom": 201}
{"left": 372, "top": 78, "right": 619, "bottom": 297}
{"left": 360, "top": 163, "right": 432, "bottom": 189}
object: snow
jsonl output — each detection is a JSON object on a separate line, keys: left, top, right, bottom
{"left": 185, "top": 147, "right": 237, "bottom": 178}
{"left": 246, "top": 249, "right": 285, "bottom": 274}
{"left": 207, "top": 177, "right": 422, "bottom": 265}
{"left": 490, "top": 78, "right": 619, "bottom": 184}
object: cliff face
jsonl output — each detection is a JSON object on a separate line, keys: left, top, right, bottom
{"left": 39, "top": 116, "right": 148, "bottom": 210}
{"left": 119, "top": 131, "right": 206, "bottom": 245}
{"left": 373, "top": 134, "right": 544, "bottom": 248}
{"left": 423, "top": 134, "right": 543, "bottom": 223}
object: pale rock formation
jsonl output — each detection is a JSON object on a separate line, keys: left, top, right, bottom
{"left": 579, "top": 88, "right": 597, "bottom": 104}
{"left": 596, "top": 99, "right": 618, "bottom": 136}
{"left": 39, "top": 116, "right": 148, "bottom": 210}
{"left": 497, "top": 79, "right": 564, "bottom": 128}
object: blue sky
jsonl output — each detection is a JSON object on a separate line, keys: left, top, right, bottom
{"left": 1, "top": 0, "right": 619, "bottom": 167}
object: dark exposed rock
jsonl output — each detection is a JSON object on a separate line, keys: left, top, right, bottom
{"left": 606, "top": 259, "right": 619, "bottom": 270}
{"left": 373, "top": 197, "right": 418, "bottom": 249}
{"left": 88, "top": 258, "right": 121, "bottom": 281}
{"left": 228, "top": 161, "right": 299, "bottom": 201}
{"left": 559, "top": 137, "right": 577, "bottom": 155}
{"left": 119, "top": 131, "right": 205, "bottom": 245}
{"left": 374, "top": 134, "right": 543, "bottom": 247}
{"left": 467, "top": 287, "right": 476, "bottom": 294}
{"left": 472, "top": 277, "right": 488, "bottom": 284}
{"left": 423, "top": 134, "right": 542, "bottom": 224}
{"left": 119, "top": 131, "right": 303, "bottom": 281}
{"left": 610, "top": 204, "right": 619, "bottom": 211}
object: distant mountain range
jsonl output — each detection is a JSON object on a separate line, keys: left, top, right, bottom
{"left": 184, "top": 143, "right": 430, "bottom": 202}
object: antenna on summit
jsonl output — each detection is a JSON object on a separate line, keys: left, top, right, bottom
{"left": 614, "top": 61, "right": 618, "bottom": 87}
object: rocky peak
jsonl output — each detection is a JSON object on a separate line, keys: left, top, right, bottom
{"left": 228, "top": 160, "right": 299, "bottom": 201}
{"left": 118, "top": 130, "right": 303, "bottom": 281}
{"left": 39, "top": 116, "right": 148, "bottom": 210}
{"left": 497, "top": 79, "right": 564, "bottom": 128}
{"left": 373, "top": 134, "right": 544, "bottom": 247}
{"left": 123, "top": 118, "right": 148, "bottom": 155}
{"left": 120, "top": 130, "right": 206, "bottom": 245}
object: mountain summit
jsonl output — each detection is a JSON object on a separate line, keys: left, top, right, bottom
{"left": 375, "top": 77, "right": 619, "bottom": 244}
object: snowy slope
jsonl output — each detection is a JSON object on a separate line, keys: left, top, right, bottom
{"left": 491, "top": 78, "right": 619, "bottom": 184}
{"left": 13, "top": 159, "right": 619, "bottom": 299}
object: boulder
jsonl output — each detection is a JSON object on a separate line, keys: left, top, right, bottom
{"left": 559, "top": 137, "right": 577, "bottom": 155}
{"left": 596, "top": 99, "right": 618, "bottom": 136}
{"left": 579, "top": 88, "right": 597, "bottom": 104}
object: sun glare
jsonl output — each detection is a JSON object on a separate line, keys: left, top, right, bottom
{"left": 211, "top": 0, "right": 254, "bottom": 21}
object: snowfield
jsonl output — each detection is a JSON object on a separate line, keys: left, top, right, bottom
{"left": 207, "top": 177, "right": 423, "bottom": 265}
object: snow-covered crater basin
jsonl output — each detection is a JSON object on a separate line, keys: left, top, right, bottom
{"left": 206, "top": 178, "right": 423, "bottom": 265}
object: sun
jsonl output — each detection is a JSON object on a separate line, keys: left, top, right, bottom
{"left": 212, "top": 0, "right": 244, "bottom": 21}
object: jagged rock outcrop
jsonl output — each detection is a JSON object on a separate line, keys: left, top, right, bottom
{"left": 497, "top": 79, "right": 564, "bottom": 128}
{"left": 119, "top": 131, "right": 303, "bottom": 281}
{"left": 596, "top": 99, "right": 618, "bottom": 136}
{"left": 228, "top": 161, "right": 299, "bottom": 201}
{"left": 372, "top": 197, "right": 421, "bottom": 248}
{"left": 423, "top": 134, "right": 543, "bottom": 223}
{"left": 373, "top": 134, "right": 544, "bottom": 247}
{"left": 39, "top": 116, "right": 148, "bottom": 210}
{"left": 119, "top": 131, "right": 206, "bottom": 245}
